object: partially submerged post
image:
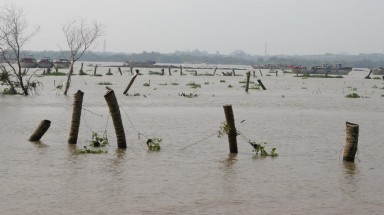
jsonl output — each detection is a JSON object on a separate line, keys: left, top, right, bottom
{"left": 68, "top": 90, "right": 84, "bottom": 144}
{"left": 29, "top": 120, "right": 51, "bottom": 141}
{"left": 365, "top": 69, "right": 372, "bottom": 79}
{"left": 180, "top": 65, "right": 183, "bottom": 76}
{"left": 253, "top": 70, "right": 256, "bottom": 77}
{"left": 245, "top": 71, "right": 251, "bottom": 92}
{"left": 213, "top": 67, "right": 218, "bottom": 76}
{"left": 104, "top": 89, "right": 127, "bottom": 149}
{"left": 123, "top": 69, "right": 139, "bottom": 95}
{"left": 161, "top": 68, "right": 165, "bottom": 76}
{"left": 232, "top": 69, "right": 236, "bottom": 76}
{"left": 259, "top": 69, "right": 263, "bottom": 77}
{"left": 130, "top": 67, "right": 133, "bottom": 75}
{"left": 168, "top": 67, "right": 171, "bottom": 76}
{"left": 275, "top": 70, "right": 278, "bottom": 77}
{"left": 343, "top": 122, "right": 359, "bottom": 162}
{"left": 93, "top": 65, "right": 98, "bottom": 76}
{"left": 194, "top": 70, "right": 198, "bottom": 76}
{"left": 79, "top": 62, "right": 84, "bottom": 74}
{"left": 257, "top": 79, "right": 267, "bottom": 90}
{"left": 118, "top": 67, "right": 122, "bottom": 75}
{"left": 223, "top": 105, "right": 238, "bottom": 153}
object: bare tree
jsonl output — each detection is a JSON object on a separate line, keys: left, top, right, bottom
{"left": 0, "top": 4, "right": 39, "bottom": 95}
{"left": 61, "top": 19, "right": 102, "bottom": 95}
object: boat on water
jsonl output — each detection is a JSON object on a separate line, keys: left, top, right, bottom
{"left": 20, "top": 57, "right": 38, "bottom": 68}
{"left": 294, "top": 64, "right": 352, "bottom": 75}
{"left": 37, "top": 57, "right": 53, "bottom": 68}
{"left": 53, "top": 59, "right": 71, "bottom": 69}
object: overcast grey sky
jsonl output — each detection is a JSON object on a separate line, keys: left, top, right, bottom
{"left": 5, "top": 0, "right": 384, "bottom": 55}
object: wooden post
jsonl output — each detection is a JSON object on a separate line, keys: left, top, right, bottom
{"left": 104, "top": 89, "right": 127, "bottom": 149}
{"left": 29, "top": 120, "right": 51, "bottom": 141}
{"left": 130, "top": 67, "right": 133, "bottom": 75}
{"left": 180, "top": 65, "right": 183, "bottom": 76}
{"left": 161, "top": 69, "right": 165, "bottom": 76}
{"left": 68, "top": 90, "right": 84, "bottom": 144}
{"left": 118, "top": 67, "right": 122, "bottom": 75}
{"left": 259, "top": 69, "right": 263, "bottom": 77}
{"left": 275, "top": 70, "right": 278, "bottom": 77}
{"left": 213, "top": 67, "right": 218, "bottom": 76}
{"left": 93, "top": 65, "right": 98, "bottom": 76}
{"left": 223, "top": 105, "right": 238, "bottom": 153}
{"left": 123, "top": 69, "right": 139, "bottom": 95}
{"left": 365, "top": 69, "right": 372, "bottom": 79}
{"left": 168, "top": 67, "right": 171, "bottom": 76}
{"left": 257, "top": 79, "right": 266, "bottom": 90}
{"left": 245, "top": 71, "right": 251, "bottom": 92}
{"left": 195, "top": 70, "right": 197, "bottom": 76}
{"left": 253, "top": 70, "right": 256, "bottom": 77}
{"left": 47, "top": 68, "right": 51, "bottom": 75}
{"left": 343, "top": 122, "right": 359, "bottom": 162}
{"left": 232, "top": 69, "right": 236, "bottom": 76}
{"left": 79, "top": 62, "right": 84, "bottom": 74}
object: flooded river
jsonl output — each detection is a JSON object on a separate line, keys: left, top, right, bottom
{"left": 0, "top": 64, "right": 383, "bottom": 214}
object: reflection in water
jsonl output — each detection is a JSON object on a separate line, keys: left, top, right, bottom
{"left": 340, "top": 161, "right": 359, "bottom": 199}
{"left": 108, "top": 148, "right": 126, "bottom": 176}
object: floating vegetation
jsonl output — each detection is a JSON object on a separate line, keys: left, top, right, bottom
{"left": 220, "top": 80, "right": 226, "bottom": 83}
{"left": 301, "top": 74, "right": 343, "bottom": 78}
{"left": 198, "top": 73, "right": 214, "bottom": 76}
{"left": 146, "top": 138, "right": 161, "bottom": 151}
{"left": 217, "top": 121, "right": 241, "bottom": 138}
{"left": 92, "top": 74, "right": 103, "bottom": 77}
{"left": 77, "top": 132, "right": 108, "bottom": 154}
{"left": 158, "top": 83, "right": 168, "bottom": 86}
{"left": 239, "top": 80, "right": 255, "bottom": 84}
{"left": 186, "top": 81, "right": 201, "bottom": 89}
{"left": 44, "top": 72, "right": 67, "bottom": 76}
{"left": 143, "top": 80, "right": 151, "bottom": 87}
{"left": 345, "top": 93, "right": 360, "bottom": 98}
{"left": 266, "top": 74, "right": 272, "bottom": 76}
{"left": 1, "top": 88, "right": 16, "bottom": 95}
{"left": 148, "top": 71, "right": 163, "bottom": 75}
{"left": 204, "top": 82, "right": 210, "bottom": 85}
{"left": 97, "top": 82, "right": 113, "bottom": 85}
{"left": 79, "top": 71, "right": 88, "bottom": 75}
{"left": 373, "top": 77, "right": 382, "bottom": 80}
{"left": 179, "top": 92, "right": 198, "bottom": 98}
{"left": 133, "top": 93, "right": 140, "bottom": 96}
{"left": 228, "top": 84, "right": 233, "bottom": 88}
{"left": 105, "top": 71, "right": 113, "bottom": 75}
{"left": 171, "top": 82, "right": 179, "bottom": 86}
{"left": 372, "top": 84, "right": 378, "bottom": 88}
{"left": 241, "top": 83, "right": 260, "bottom": 90}
{"left": 248, "top": 141, "right": 278, "bottom": 157}
{"left": 351, "top": 88, "right": 357, "bottom": 91}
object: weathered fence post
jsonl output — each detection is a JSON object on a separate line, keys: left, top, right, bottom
{"left": 168, "top": 67, "right": 172, "bottom": 76}
{"left": 232, "top": 69, "right": 236, "bottom": 76}
{"left": 259, "top": 69, "right": 263, "bottom": 77}
{"left": 253, "top": 70, "right": 256, "bottom": 77}
{"left": 68, "top": 90, "right": 84, "bottom": 144}
{"left": 180, "top": 65, "right": 183, "bottom": 76}
{"left": 161, "top": 68, "right": 165, "bottom": 76}
{"left": 130, "top": 67, "right": 133, "bottom": 75}
{"left": 195, "top": 70, "right": 198, "bottom": 76}
{"left": 223, "top": 105, "right": 238, "bottom": 153}
{"left": 257, "top": 79, "right": 267, "bottom": 90}
{"left": 123, "top": 69, "right": 139, "bottom": 95}
{"left": 118, "top": 67, "right": 122, "bottom": 75}
{"left": 93, "top": 65, "right": 98, "bottom": 76}
{"left": 213, "top": 67, "right": 218, "bottom": 76}
{"left": 79, "top": 62, "right": 84, "bottom": 74}
{"left": 343, "top": 122, "right": 359, "bottom": 162}
{"left": 29, "top": 120, "right": 51, "bottom": 141}
{"left": 104, "top": 89, "right": 127, "bottom": 149}
{"left": 275, "top": 70, "right": 278, "bottom": 77}
{"left": 245, "top": 71, "right": 251, "bottom": 92}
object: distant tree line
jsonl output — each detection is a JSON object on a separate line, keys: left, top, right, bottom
{"left": 23, "top": 50, "right": 384, "bottom": 67}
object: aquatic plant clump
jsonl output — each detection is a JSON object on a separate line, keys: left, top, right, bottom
{"left": 345, "top": 93, "right": 360, "bottom": 98}
{"left": 179, "top": 92, "right": 198, "bottom": 98}
{"left": 97, "top": 82, "right": 113, "bottom": 85}
{"left": 186, "top": 81, "right": 201, "bottom": 89}
{"left": 249, "top": 141, "right": 278, "bottom": 157}
{"left": 146, "top": 138, "right": 161, "bottom": 151}
{"left": 77, "top": 132, "right": 109, "bottom": 154}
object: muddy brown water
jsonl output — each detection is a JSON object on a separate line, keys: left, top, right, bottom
{"left": 0, "top": 64, "right": 383, "bottom": 214}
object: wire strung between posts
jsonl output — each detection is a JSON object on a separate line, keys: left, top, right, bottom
{"left": 120, "top": 108, "right": 151, "bottom": 151}
{"left": 81, "top": 108, "right": 104, "bottom": 133}
{"left": 178, "top": 132, "right": 217, "bottom": 151}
